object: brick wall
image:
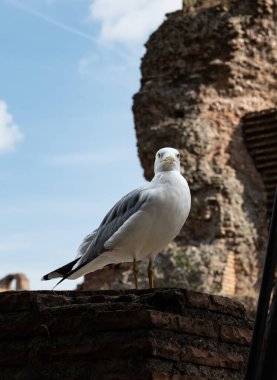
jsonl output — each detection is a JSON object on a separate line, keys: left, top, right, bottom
{"left": 0, "top": 289, "right": 252, "bottom": 379}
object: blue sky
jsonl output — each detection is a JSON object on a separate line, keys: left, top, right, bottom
{"left": 0, "top": 0, "right": 182, "bottom": 290}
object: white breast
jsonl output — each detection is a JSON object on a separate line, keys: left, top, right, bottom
{"left": 137, "top": 170, "right": 191, "bottom": 258}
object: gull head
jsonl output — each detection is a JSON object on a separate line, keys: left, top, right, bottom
{"left": 154, "top": 147, "right": 181, "bottom": 174}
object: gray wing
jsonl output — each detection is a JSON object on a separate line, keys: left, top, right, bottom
{"left": 76, "top": 231, "right": 97, "bottom": 258}
{"left": 73, "top": 187, "right": 147, "bottom": 271}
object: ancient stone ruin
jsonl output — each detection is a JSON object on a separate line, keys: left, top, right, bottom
{"left": 0, "top": 273, "right": 29, "bottom": 292}
{"left": 80, "top": 0, "right": 276, "bottom": 314}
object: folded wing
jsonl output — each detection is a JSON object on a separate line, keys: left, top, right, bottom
{"left": 41, "top": 187, "right": 148, "bottom": 285}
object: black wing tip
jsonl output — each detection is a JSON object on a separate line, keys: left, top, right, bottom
{"left": 41, "top": 271, "right": 63, "bottom": 281}
{"left": 41, "top": 273, "right": 67, "bottom": 289}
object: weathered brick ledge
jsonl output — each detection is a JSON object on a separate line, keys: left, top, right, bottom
{"left": 0, "top": 288, "right": 252, "bottom": 380}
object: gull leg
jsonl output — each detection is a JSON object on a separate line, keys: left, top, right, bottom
{"left": 133, "top": 258, "right": 139, "bottom": 289}
{"left": 148, "top": 259, "right": 154, "bottom": 289}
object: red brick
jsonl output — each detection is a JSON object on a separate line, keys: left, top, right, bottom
{"left": 220, "top": 325, "right": 252, "bottom": 345}
{"left": 91, "top": 309, "right": 153, "bottom": 331}
{"left": 37, "top": 337, "right": 181, "bottom": 362}
{"left": 99, "top": 373, "right": 206, "bottom": 380}
{"left": 184, "top": 346, "right": 244, "bottom": 370}
{"left": 209, "top": 295, "right": 246, "bottom": 318}
{"left": 193, "top": 318, "right": 216, "bottom": 338}
{"left": 35, "top": 310, "right": 216, "bottom": 340}
{"left": 0, "top": 292, "right": 35, "bottom": 311}
{"left": 31, "top": 310, "right": 152, "bottom": 337}
{"left": 93, "top": 310, "right": 216, "bottom": 339}
{"left": 185, "top": 291, "right": 210, "bottom": 309}
{"left": 152, "top": 375, "right": 207, "bottom": 380}
{"left": 98, "top": 374, "right": 153, "bottom": 380}
{"left": 185, "top": 290, "right": 246, "bottom": 318}
{"left": 150, "top": 312, "right": 216, "bottom": 338}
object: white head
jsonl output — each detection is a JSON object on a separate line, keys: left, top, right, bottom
{"left": 154, "top": 147, "right": 181, "bottom": 174}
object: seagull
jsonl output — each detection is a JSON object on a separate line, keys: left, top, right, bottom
{"left": 42, "top": 147, "right": 191, "bottom": 289}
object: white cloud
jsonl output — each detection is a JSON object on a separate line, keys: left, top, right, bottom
{"left": 89, "top": 0, "right": 182, "bottom": 47}
{"left": 0, "top": 100, "right": 23, "bottom": 153}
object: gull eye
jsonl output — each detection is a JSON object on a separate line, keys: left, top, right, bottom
{"left": 176, "top": 153, "right": 180, "bottom": 159}
{"left": 157, "top": 153, "right": 161, "bottom": 158}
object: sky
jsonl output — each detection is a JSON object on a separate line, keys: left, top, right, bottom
{"left": 0, "top": 0, "right": 182, "bottom": 290}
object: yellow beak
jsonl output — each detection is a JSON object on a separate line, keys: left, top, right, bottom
{"left": 164, "top": 155, "right": 175, "bottom": 164}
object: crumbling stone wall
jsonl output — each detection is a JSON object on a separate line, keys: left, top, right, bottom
{"left": 0, "top": 289, "right": 252, "bottom": 380}
{"left": 132, "top": 0, "right": 276, "bottom": 310}
{"left": 0, "top": 273, "right": 29, "bottom": 292}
